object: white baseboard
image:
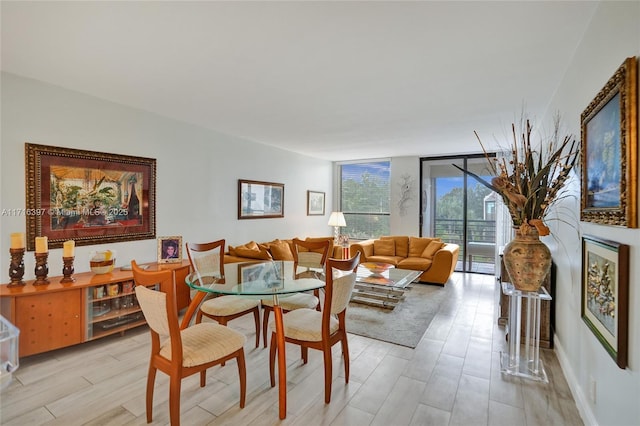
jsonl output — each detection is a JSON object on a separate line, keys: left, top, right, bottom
{"left": 554, "top": 336, "right": 598, "bottom": 426}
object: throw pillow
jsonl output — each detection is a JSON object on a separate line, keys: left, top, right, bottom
{"left": 229, "top": 240, "right": 259, "bottom": 257}
{"left": 408, "top": 237, "right": 433, "bottom": 257}
{"left": 269, "top": 240, "right": 295, "bottom": 261}
{"left": 421, "top": 240, "right": 444, "bottom": 259}
{"left": 235, "top": 246, "right": 273, "bottom": 260}
{"left": 374, "top": 239, "right": 395, "bottom": 256}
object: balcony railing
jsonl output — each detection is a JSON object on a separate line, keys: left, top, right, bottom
{"left": 434, "top": 218, "right": 496, "bottom": 273}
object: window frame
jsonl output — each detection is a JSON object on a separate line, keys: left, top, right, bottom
{"left": 336, "top": 159, "right": 391, "bottom": 240}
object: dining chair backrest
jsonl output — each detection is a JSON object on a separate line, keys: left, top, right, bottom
{"left": 292, "top": 238, "right": 331, "bottom": 270}
{"left": 323, "top": 253, "right": 360, "bottom": 320}
{"left": 186, "top": 239, "right": 226, "bottom": 278}
{"left": 132, "top": 260, "right": 182, "bottom": 354}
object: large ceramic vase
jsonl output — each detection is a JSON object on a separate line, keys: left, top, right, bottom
{"left": 502, "top": 225, "right": 551, "bottom": 292}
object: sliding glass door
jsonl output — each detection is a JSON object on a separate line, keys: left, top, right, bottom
{"left": 420, "top": 155, "right": 496, "bottom": 274}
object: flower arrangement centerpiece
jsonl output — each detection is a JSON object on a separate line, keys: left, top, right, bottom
{"left": 456, "top": 116, "right": 580, "bottom": 291}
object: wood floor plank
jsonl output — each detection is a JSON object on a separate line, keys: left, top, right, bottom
{"left": 347, "top": 354, "right": 409, "bottom": 415}
{"left": 370, "top": 376, "right": 426, "bottom": 426}
{"left": 449, "top": 373, "right": 490, "bottom": 426}
{"left": 409, "top": 403, "right": 451, "bottom": 426}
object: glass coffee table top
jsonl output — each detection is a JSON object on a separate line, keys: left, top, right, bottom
{"left": 352, "top": 264, "right": 421, "bottom": 309}
{"left": 356, "top": 264, "right": 421, "bottom": 288}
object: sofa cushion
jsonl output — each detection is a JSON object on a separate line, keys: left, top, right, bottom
{"left": 408, "top": 237, "right": 436, "bottom": 257}
{"left": 398, "top": 257, "right": 433, "bottom": 271}
{"left": 374, "top": 239, "right": 395, "bottom": 256}
{"left": 303, "top": 236, "right": 334, "bottom": 254}
{"left": 234, "top": 246, "right": 273, "bottom": 260}
{"left": 421, "top": 240, "right": 445, "bottom": 259}
{"left": 367, "top": 255, "right": 404, "bottom": 266}
{"left": 381, "top": 236, "right": 409, "bottom": 257}
{"left": 228, "top": 241, "right": 259, "bottom": 257}
{"left": 267, "top": 239, "right": 295, "bottom": 261}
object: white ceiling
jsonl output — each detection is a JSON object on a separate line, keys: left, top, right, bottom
{"left": 1, "top": 1, "right": 598, "bottom": 161}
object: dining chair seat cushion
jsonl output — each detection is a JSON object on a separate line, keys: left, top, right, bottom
{"left": 159, "top": 322, "right": 246, "bottom": 367}
{"left": 260, "top": 293, "right": 319, "bottom": 310}
{"left": 269, "top": 308, "right": 339, "bottom": 342}
{"left": 200, "top": 295, "right": 261, "bottom": 316}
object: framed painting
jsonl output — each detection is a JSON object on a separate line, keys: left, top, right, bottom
{"left": 25, "top": 143, "right": 156, "bottom": 251}
{"left": 307, "top": 190, "right": 325, "bottom": 216}
{"left": 238, "top": 179, "right": 284, "bottom": 219}
{"left": 580, "top": 56, "right": 637, "bottom": 227}
{"left": 238, "top": 261, "right": 284, "bottom": 291}
{"left": 581, "top": 235, "right": 629, "bottom": 368}
{"left": 157, "top": 236, "right": 182, "bottom": 264}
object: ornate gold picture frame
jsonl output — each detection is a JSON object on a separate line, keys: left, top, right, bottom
{"left": 25, "top": 143, "right": 157, "bottom": 250}
{"left": 580, "top": 56, "right": 637, "bottom": 227}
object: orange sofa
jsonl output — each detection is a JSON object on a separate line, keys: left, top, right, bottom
{"left": 350, "top": 236, "right": 459, "bottom": 285}
{"left": 223, "top": 236, "right": 343, "bottom": 264}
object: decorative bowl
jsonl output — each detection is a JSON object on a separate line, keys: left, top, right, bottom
{"left": 361, "top": 262, "right": 394, "bottom": 275}
{"left": 90, "top": 250, "right": 116, "bottom": 274}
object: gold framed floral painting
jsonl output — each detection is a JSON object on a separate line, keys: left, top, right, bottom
{"left": 580, "top": 56, "right": 637, "bottom": 228}
{"left": 581, "top": 235, "right": 629, "bottom": 368}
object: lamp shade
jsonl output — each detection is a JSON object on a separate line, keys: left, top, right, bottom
{"left": 328, "top": 212, "right": 346, "bottom": 227}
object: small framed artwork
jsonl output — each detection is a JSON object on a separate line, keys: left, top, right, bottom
{"left": 307, "top": 190, "right": 325, "bottom": 216}
{"left": 238, "top": 179, "right": 284, "bottom": 219}
{"left": 158, "top": 236, "right": 182, "bottom": 263}
{"left": 581, "top": 235, "right": 629, "bottom": 368}
{"left": 580, "top": 56, "right": 637, "bottom": 228}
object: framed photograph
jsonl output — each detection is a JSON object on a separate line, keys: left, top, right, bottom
{"left": 307, "top": 190, "right": 325, "bottom": 216}
{"left": 238, "top": 179, "right": 284, "bottom": 219}
{"left": 158, "top": 236, "right": 182, "bottom": 263}
{"left": 580, "top": 56, "right": 637, "bottom": 228}
{"left": 25, "top": 143, "right": 156, "bottom": 251}
{"left": 581, "top": 235, "right": 629, "bottom": 368}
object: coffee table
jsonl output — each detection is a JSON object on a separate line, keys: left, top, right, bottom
{"left": 351, "top": 264, "right": 421, "bottom": 309}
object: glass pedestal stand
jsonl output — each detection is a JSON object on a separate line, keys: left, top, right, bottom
{"left": 500, "top": 282, "right": 551, "bottom": 383}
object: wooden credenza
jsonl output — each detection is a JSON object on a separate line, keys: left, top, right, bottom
{"left": 0, "top": 261, "right": 190, "bottom": 358}
{"left": 497, "top": 255, "right": 555, "bottom": 349}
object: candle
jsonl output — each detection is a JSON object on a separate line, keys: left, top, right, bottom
{"left": 63, "top": 240, "right": 75, "bottom": 257}
{"left": 10, "top": 232, "right": 25, "bottom": 249}
{"left": 35, "top": 236, "right": 48, "bottom": 253}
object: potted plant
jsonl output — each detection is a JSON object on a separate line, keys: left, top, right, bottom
{"left": 455, "top": 115, "right": 580, "bottom": 291}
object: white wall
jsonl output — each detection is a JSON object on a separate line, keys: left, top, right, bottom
{"left": 0, "top": 73, "right": 333, "bottom": 279}
{"left": 543, "top": 2, "right": 640, "bottom": 425}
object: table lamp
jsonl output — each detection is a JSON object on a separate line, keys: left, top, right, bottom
{"left": 328, "top": 212, "right": 346, "bottom": 245}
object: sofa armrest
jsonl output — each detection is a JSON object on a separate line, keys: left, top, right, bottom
{"left": 433, "top": 243, "right": 459, "bottom": 275}
{"left": 350, "top": 239, "right": 375, "bottom": 262}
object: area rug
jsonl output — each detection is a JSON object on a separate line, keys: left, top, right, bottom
{"left": 346, "top": 283, "right": 447, "bottom": 348}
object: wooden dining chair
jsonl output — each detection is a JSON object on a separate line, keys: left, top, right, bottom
{"left": 268, "top": 253, "right": 360, "bottom": 403}
{"left": 260, "top": 238, "right": 331, "bottom": 347}
{"left": 186, "top": 239, "right": 262, "bottom": 347}
{"left": 131, "top": 260, "right": 247, "bottom": 426}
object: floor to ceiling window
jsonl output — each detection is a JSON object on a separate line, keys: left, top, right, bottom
{"left": 420, "top": 154, "right": 496, "bottom": 274}
{"left": 338, "top": 160, "right": 391, "bottom": 240}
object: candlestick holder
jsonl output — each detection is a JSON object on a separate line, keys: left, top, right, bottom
{"left": 61, "top": 256, "right": 75, "bottom": 283}
{"left": 8, "top": 248, "right": 26, "bottom": 286}
{"left": 34, "top": 252, "right": 50, "bottom": 285}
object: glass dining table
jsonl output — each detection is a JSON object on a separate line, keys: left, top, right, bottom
{"left": 182, "top": 260, "right": 325, "bottom": 419}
